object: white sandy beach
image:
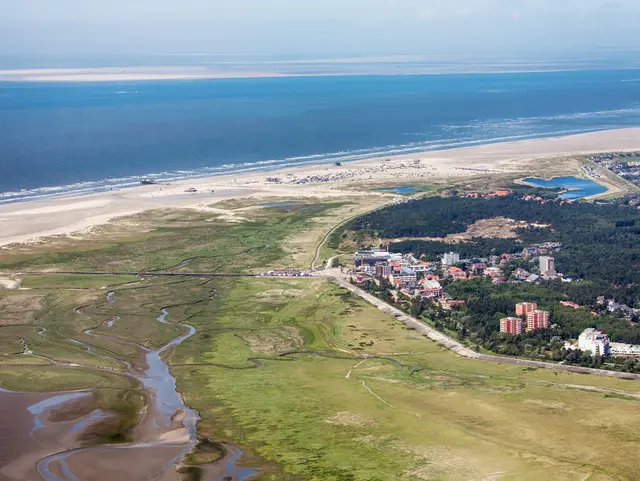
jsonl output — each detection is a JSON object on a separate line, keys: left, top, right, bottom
{"left": 0, "top": 128, "right": 638, "bottom": 248}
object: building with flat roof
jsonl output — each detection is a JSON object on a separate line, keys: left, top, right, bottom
{"left": 515, "top": 302, "right": 537, "bottom": 317}
{"left": 539, "top": 256, "right": 556, "bottom": 277}
{"left": 390, "top": 266, "right": 417, "bottom": 285}
{"left": 500, "top": 317, "right": 524, "bottom": 335}
{"left": 375, "top": 265, "right": 393, "bottom": 277}
{"left": 527, "top": 310, "right": 550, "bottom": 331}
{"left": 441, "top": 252, "right": 460, "bottom": 266}
{"left": 578, "top": 328, "right": 611, "bottom": 357}
{"left": 610, "top": 342, "right": 640, "bottom": 358}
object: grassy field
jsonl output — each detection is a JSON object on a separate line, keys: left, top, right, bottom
{"left": 165, "top": 277, "right": 640, "bottom": 481}
{"left": 2, "top": 194, "right": 640, "bottom": 480}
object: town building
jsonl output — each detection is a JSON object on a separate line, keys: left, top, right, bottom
{"left": 445, "top": 266, "right": 467, "bottom": 280}
{"left": 515, "top": 302, "right": 537, "bottom": 317}
{"left": 539, "top": 256, "right": 556, "bottom": 277}
{"left": 500, "top": 317, "right": 524, "bottom": 335}
{"left": 410, "top": 262, "right": 432, "bottom": 273}
{"left": 525, "top": 274, "right": 542, "bottom": 284}
{"left": 485, "top": 267, "right": 504, "bottom": 279}
{"left": 578, "top": 328, "right": 611, "bottom": 357}
{"left": 513, "top": 267, "right": 531, "bottom": 281}
{"left": 526, "top": 310, "right": 550, "bottom": 330}
{"left": 375, "top": 265, "right": 393, "bottom": 277}
{"left": 441, "top": 252, "right": 460, "bottom": 266}
{"left": 419, "top": 279, "right": 443, "bottom": 298}
{"left": 560, "top": 301, "right": 580, "bottom": 309}
{"left": 610, "top": 342, "right": 640, "bottom": 358}
{"left": 447, "top": 300, "right": 466, "bottom": 308}
{"left": 390, "top": 266, "right": 417, "bottom": 285}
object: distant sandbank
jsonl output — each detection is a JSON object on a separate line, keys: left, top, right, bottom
{"left": 0, "top": 67, "right": 288, "bottom": 82}
{"left": 2, "top": 61, "right": 636, "bottom": 82}
{"left": 0, "top": 128, "right": 638, "bottom": 248}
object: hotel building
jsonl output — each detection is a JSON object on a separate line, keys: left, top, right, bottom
{"left": 578, "top": 328, "right": 611, "bottom": 357}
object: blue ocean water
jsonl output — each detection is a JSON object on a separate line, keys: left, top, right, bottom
{"left": 522, "top": 176, "right": 608, "bottom": 200}
{"left": 1, "top": 69, "right": 640, "bottom": 203}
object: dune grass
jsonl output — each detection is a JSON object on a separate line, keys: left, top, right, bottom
{"left": 0, "top": 202, "right": 346, "bottom": 273}
{"left": 166, "top": 277, "right": 640, "bottom": 481}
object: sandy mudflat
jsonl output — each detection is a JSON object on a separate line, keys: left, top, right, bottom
{"left": 0, "top": 66, "right": 287, "bottom": 82}
{"left": 64, "top": 446, "right": 185, "bottom": 481}
{"left": 0, "top": 59, "right": 632, "bottom": 82}
{"left": 0, "top": 128, "right": 638, "bottom": 248}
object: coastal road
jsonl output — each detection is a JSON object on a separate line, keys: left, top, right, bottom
{"left": 330, "top": 277, "right": 640, "bottom": 381}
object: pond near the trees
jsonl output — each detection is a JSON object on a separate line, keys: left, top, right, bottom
{"left": 522, "top": 176, "right": 607, "bottom": 200}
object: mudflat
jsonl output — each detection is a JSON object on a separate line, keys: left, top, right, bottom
{"left": 0, "top": 391, "right": 83, "bottom": 481}
{"left": 0, "top": 392, "right": 49, "bottom": 471}
{"left": 65, "top": 446, "right": 185, "bottom": 481}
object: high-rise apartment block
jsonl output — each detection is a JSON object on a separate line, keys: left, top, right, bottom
{"left": 500, "top": 317, "right": 524, "bottom": 335}
{"left": 539, "top": 256, "right": 556, "bottom": 277}
{"left": 515, "top": 302, "right": 537, "bottom": 317}
{"left": 527, "top": 310, "right": 550, "bottom": 330}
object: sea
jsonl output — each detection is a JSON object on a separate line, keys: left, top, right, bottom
{"left": 2, "top": 68, "right": 640, "bottom": 204}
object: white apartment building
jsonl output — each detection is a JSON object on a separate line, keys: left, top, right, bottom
{"left": 578, "top": 328, "right": 611, "bottom": 357}
{"left": 441, "top": 252, "right": 460, "bottom": 266}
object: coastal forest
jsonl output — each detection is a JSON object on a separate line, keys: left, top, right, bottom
{"left": 351, "top": 192, "right": 640, "bottom": 292}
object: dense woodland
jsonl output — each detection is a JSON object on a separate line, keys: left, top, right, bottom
{"left": 350, "top": 192, "right": 640, "bottom": 290}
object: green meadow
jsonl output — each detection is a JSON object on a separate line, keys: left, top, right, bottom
{"left": 1, "top": 198, "right": 639, "bottom": 480}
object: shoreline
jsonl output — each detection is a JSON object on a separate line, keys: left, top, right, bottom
{"left": 0, "top": 127, "right": 608, "bottom": 206}
{"left": 1, "top": 127, "right": 639, "bottom": 248}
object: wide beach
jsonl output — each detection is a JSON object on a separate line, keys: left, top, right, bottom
{"left": 1, "top": 127, "right": 639, "bottom": 248}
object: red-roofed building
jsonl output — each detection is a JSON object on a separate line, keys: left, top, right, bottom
{"left": 560, "top": 301, "right": 580, "bottom": 309}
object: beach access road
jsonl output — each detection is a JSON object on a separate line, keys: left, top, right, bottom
{"left": 330, "top": 276, "right": 640, "bottom": 381}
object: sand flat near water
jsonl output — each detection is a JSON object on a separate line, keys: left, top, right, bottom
{"left": 0, "top": 128, "right": 638, "bottom": 248}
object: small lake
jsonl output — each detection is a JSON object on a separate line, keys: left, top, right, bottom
{"left": 522, "top": 176, "right": 607, "bottom": 200}
{"left": 375, "top": 186, "right": 419, "bottom": 195}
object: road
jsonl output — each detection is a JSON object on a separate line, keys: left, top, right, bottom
{"left": 309, "top": 202, "right": 391, "bottom": 270}
{"left": 330, "top": 277, "right": 640, "bottom": 381}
